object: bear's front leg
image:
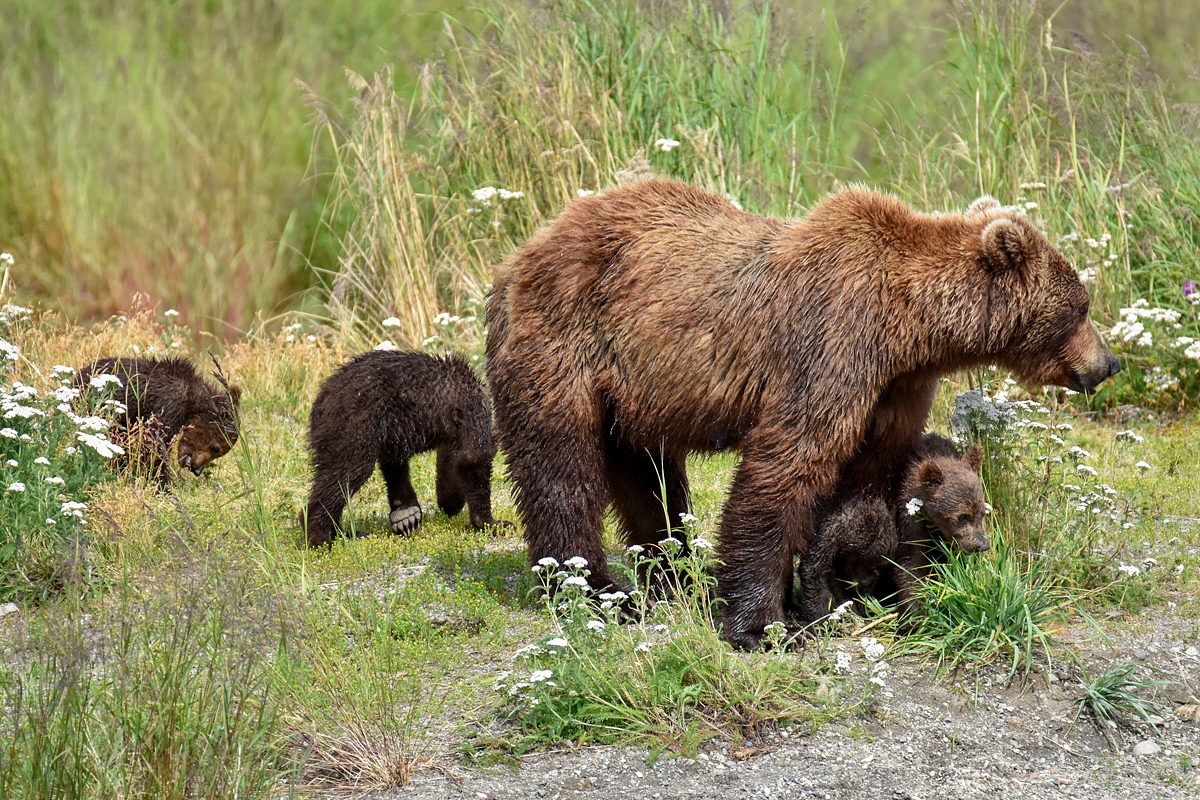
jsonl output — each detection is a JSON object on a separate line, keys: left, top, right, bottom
{"left": 716, "top": 462, "right": 818, "bottom": 650}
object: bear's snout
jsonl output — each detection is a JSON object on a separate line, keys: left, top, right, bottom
{"left": 954, "top": 530, "right": 990, "bottom": 553}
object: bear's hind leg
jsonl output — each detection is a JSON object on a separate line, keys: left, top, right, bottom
{"left": 435, "top": 444, "right": 466, "bottom": 516}
{"left": 505, "top": 421, "right": 614, "bottom": 589}
{"left": 605, "top": 442, "right": 691, "bottom": 594}
{"left": 381, "top": 459, "right": 422, "bottom": 536}
{"left": 303, "top": 456, "right": 378, "bottom": 547}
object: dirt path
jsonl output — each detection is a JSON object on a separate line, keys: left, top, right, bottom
{"left": 394, "top": 609, "right": 1200, "bottom": 800}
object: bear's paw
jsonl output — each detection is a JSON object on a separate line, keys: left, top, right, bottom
{"left": 389, "top": 504, "right": 423, "bottom": 536}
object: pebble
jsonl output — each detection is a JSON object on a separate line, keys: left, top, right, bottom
{"left": 1132, "top": 740, "right": 1161, "bottom": 756}
{"left": 0, "top": 602, "right": 17, "bottom": 618}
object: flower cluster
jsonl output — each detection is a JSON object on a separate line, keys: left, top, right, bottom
{"left": 471, "top": 186, "right": 525, "bottom": 206}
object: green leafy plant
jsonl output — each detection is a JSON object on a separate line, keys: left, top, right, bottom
{"left": 900, "top": 541, "right": 1071, "bottom": 679}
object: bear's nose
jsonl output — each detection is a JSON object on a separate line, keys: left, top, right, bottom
{"left": 1106, "top": 354, "right": 1122, "bottom": 377}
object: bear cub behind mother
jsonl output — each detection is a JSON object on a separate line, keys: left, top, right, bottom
{"left": 486, "top": 178, "right": 1119, "bottom": 650}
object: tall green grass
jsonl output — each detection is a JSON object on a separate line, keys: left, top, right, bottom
{"left": 308, "top": 0, "right": 1200, "bottom": 410}
{"left": 0, "top": 0, "right": 478, "bottom": 335}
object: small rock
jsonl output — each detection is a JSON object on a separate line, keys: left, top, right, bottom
{"left": 1134, "top": 650, "right": 1147, "bottom": 660}
{"left": 1132, "top": 740, "right": 1160, "bottom": 756}
{"left": 0, "top": 602, "right": 17, "bottom": 618}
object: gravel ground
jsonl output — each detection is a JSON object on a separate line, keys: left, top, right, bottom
{"left": 390, "top": 607, "right": 1200, "bottom": 800}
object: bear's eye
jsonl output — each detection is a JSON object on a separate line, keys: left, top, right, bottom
{"left": 1078, "top": 303, "right": 1090, "bottom": 320}
{"left": 957, "top": 513, "right": 972, "bottom": 524}
{"left": 210, "top": 444, "right": 222, "bottom": 455}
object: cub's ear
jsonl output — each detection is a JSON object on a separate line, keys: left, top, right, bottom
{"left": 963, "top": 443, "right": 984, "bottom": 473}
{"left": 969, "top": 195, "right": 1002, "bottom": 214}
{"left": 981, "top": 218, "right": 1031, "bottom": 273}
{"left": 228, "top": 385, "right": 242, "bottom": 406}
{"left": 917, "top": 460, "right": 944, "bottom": 487}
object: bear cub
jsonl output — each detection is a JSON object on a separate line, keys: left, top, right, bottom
{"left": 301, "top": 350, "right": 508, "bottom": 547}
{"left": 799, "top": 434, "right": 987, "bottom": 625}
{"left": 75, "top": 355, "right": 241, "bottom": 488}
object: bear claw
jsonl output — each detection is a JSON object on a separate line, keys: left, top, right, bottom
{"left": 389, "top": 504, "right": 423, "bottom": 536}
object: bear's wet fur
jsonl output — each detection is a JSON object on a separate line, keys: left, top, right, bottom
{"left": 797, "top": 434, "right": 986, "bottom": 626}
{"left": 301, "top": 350, "right": 506, "bottom": 547}
{"left": 75, "top": 355, "right": 241, "bottom": 488}
{"left": 486, "top": 177, "right": 1120, "bottom": 649}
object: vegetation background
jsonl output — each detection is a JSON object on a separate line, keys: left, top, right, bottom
{"left": 1, "top": 0, "right": 1199, "bottom": 796}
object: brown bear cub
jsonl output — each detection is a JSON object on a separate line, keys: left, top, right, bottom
{"left": 75, "top": 355, "right": 241, "bottom": 488}
{"left": 301, "top": 350, "right": 508, "bottom": 547}
{"left": 487, "top": 178, "right": 1120, "bottom": 650}
{"left": 798, "top": 434, "right": 987, "bottom": 626}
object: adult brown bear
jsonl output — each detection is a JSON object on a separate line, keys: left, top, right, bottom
{"left": 486, "top": 178, "right": 1119, "bottom": 649}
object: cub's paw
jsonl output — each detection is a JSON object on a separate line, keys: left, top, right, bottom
{"left": 389, "top": 504, "right": 423, "bottom": 536}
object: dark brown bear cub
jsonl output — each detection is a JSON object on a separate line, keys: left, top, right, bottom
{"left": 301, "top": 350, "right": 507, "bottom": 547}
{"left": 75, "top": 356, "right": 241, "bottom": 487}
{"left": 798, "top": 434, "right": 987, "bottom": 625}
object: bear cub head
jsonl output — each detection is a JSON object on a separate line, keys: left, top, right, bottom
{"left": 903, "top": 441, "right": 988, "bottom": 553}
{"left": 176, "top": 384, "right": 241, "bottom": 476}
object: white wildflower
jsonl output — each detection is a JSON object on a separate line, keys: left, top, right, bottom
{"left": 44, "top": 476, "right": 65, "bottom": 485}
{"left": 6, "top": 482, "right": 25, "bottom": 493}
{"left": 381, "top": 317, "right": 402, "bottom": 327}
{"left": 1115, "top": 430, "right": 1144, "bottom": 443}
{"left": 562, "top": 576, "right": 589, "bottom": 588}
{"left": 1117, "top": 563, "right": 1141, "bottom": 577}
{"left": 828, "top": 600, "right": 854, "bottom": 622}
{"left": 88, "top": 373, "right": 122, "bottom": 390}
{"left": 33, "top": 456, "right": 49, "bottom": 466}
{"left": 678, "top": 511, "right": 699, "bottom": 525}
{"left": 373, "top": 340, "right": 400, "bottom": 351}
{"left": 1076, "top": 464, "right": 1098, "bottom": 476}
{"left": 544, "top": 637, "right": 569, "bottom": 648}
{"left": 529, "top": 669, "right": 553, "bottom": 683}
{"left": 77, "top": 432, "right": 125, "bottom": 459}
{"left": 905, "top": 497, "right": 924, "bottom": 517}
{"left": 654, "top": 137, "right": 681, "bottom": 152}
{"left": 1135, "top": 461, "right": 1151, "bottom": 471}
{"left": 538, "top": 556, "right": 560, "bottom": 568}
{"left": 586, "top": 620, "right": 605, "bottom": 631}
{"left": 0, "top": 428, "right": 16, "bottom": 438}
{"left": 5, "top": 459, "right": 16, "bottom": 467}
{"left": 563, "top": 556, "right": 589, "bottom": 569}
{"left": 691, "top": 537, "right": 713, "bottom": 549}
{"left": 861, "top": 637, "right": 885, "bottom": 662}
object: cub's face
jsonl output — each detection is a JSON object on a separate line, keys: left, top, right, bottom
{"left": 915, "top": 451, "right": 989, "bottom": 553}
{"left": 177, "top": 417, "right": 238, "bottom": 475}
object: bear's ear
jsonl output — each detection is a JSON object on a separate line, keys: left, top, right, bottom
{"left": 969, "top": 196, "right": 1002, "bottom": 214}
{"left": 963, "top": 443, "right": 984, "bottom": 473}
{"left": 917, "top": 460, "right": 944, "bottom": 487}
{"left": 981, "top": 218, "right": 1031, "bottom": 274}
{"left": 227, "top": 384, "right": 242, "bottom": 407}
